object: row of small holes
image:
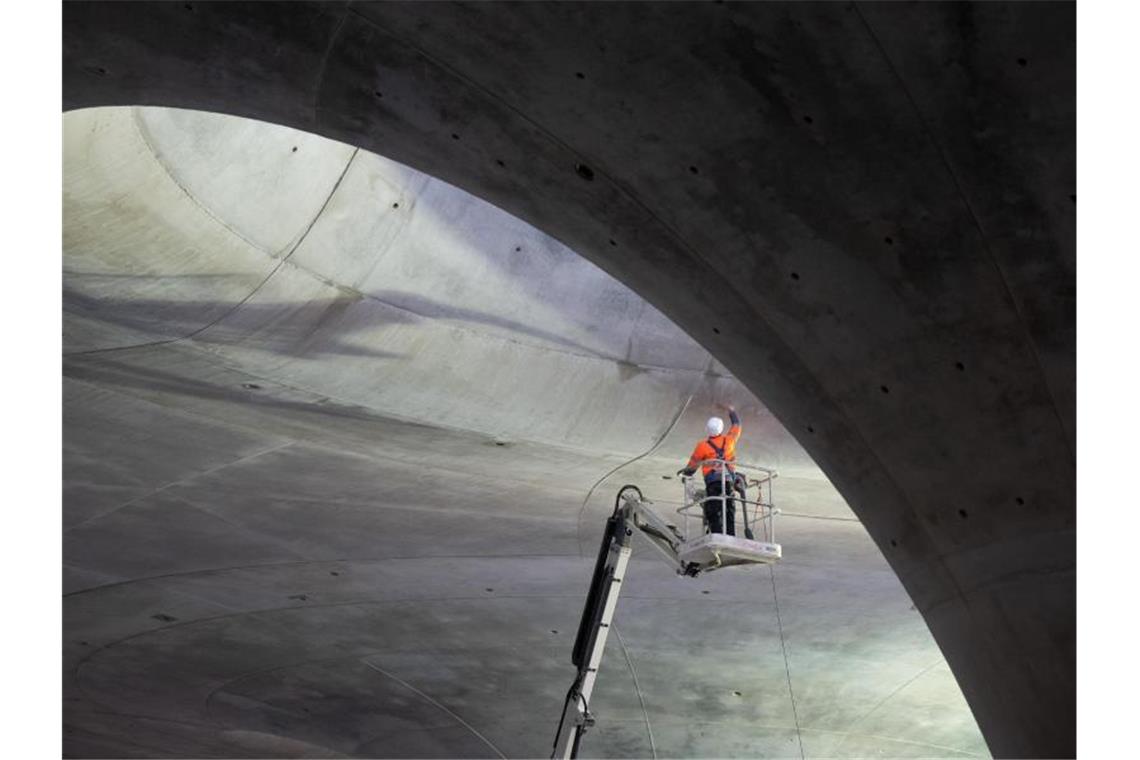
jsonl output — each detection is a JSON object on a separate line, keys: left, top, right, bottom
{"left": 888, "top": 499, "right": 1025, "bottom": 549}
{"left": 383, "top": 85, "right": 1041, "bottom": 477}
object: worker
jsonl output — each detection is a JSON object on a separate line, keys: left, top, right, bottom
{"left": 679, "top": 405, "right": 742, "bottom": 535}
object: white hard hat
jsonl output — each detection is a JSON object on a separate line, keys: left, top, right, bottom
{"left": 706, "top": 416, "right": 724, "bottom": 436}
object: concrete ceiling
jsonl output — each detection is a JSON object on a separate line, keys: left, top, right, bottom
{"left": 62, "top": 2, "right": 1075, "bottom": 757}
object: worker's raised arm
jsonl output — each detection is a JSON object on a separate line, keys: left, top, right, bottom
{"left": 726, "top": 407, "right": 742, "bottom": 443}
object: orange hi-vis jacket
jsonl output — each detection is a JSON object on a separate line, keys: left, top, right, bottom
{"left": 686, "top": 416, "right": 742, "bottom": 478}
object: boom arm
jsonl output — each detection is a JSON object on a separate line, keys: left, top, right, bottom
{"left": 552, "top": 477, "right": 780, "bottom": 758}
{"left": 552, "top": 486, "right": 694, "bottom": 759}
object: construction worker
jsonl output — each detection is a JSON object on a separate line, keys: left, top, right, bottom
{"left": 679, "top": 405, "right": 742, "bottom": 535}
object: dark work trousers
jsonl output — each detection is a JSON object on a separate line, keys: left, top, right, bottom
{"left": 703, "top": 474, "right": 736, "bottom": 536}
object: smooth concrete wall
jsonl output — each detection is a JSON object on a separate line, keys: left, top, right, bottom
{"left": 65, "top": 106, "right": 815, "bottom": 473}
{"left": 63, "top": 3, "right": 1075, "bottom": 756}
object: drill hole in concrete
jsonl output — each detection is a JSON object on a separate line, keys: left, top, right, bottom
{"left": 955, "top": 361, "right": 966, "bottom": 371}
{"left": 807, "top": 425, "right": 815, "bottom": 434}
{"left": 330, "top": 571, "right": 340, "bottom": 576}
{"left": 609, "top": 239, "right": 617, "bottom": 247}
{"left": 374, "top": 90, "right": 383, "bottom": 99}
{"left": 890, "top": 539, "right": 898, "bottom": 547}
{"left": 662, "top": 475, "right": 672, "bottom": 480}
{"left": 1016, "top": 497, "right": 1025, "bottom": 506}
{"left": 152, "top": 614, "right": 177, "bottom": 623}
{"left": 790, "top": 272, "right": 800, "bottom": 280}
{"left": 575, "top": 163, "right": 595, "bottom": 181}
{"left": 514, "top": 246, "right": 521, "bottom": 252}
{"left": 392, "top": 202, "right": 399, "bottom": 209}
{"left": 552, "top": 630, "right": 559, "bottom": 634}
{"left": 712, "top": 327, "right": 721, "bottom": 334}
{"left": 575, "top": 72, "right": 585, "bottom": 80}
{"left": 1017, "top": 57, "right": 1028, "bottom": 67}
{"left": 496, "top": 159, "right": 505, "bottom": 167}
{"left": 958, "top": 508, "right": 968, "bottom": 519}
{"left": 291, "top": 146, "right": 297, "bottom": 153}
{"left": 733, "top": 690, "right": 743, "bottom": 697}
{"left": 241, "top": 382, "right": 262, "bottom": 390}
{"left": 689, "top": 165, "right": 699, "bottom": 175}
{"left": 880, "top": 385, "right": 890, "bottom": 394}
{"left": 803, "top": 115, "right": 814, "bottom": 124}
{"left": 884, "top": 236, "right": 893, "bottom": 245}
{"left": 485, "top": 588, "right": 494, "bottom": 593}
{"left": 451, "top": 133, "right": 460, "bottom": 140}
{"left": 701, "top": 590, "right": 710, "bottom": 595}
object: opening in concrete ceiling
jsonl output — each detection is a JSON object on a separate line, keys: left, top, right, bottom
{"left": 62, "top": 106, "right": 987, "bottom": 759}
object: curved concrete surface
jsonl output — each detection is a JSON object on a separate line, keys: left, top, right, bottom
{"left": 64, "top": 107, "right": 986, "bottom": 758}
{"left": 63, "top": 3, "right": 1075, "bottom": 756}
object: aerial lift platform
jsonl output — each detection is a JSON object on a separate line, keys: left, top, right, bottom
{"left": 552, "top": 461, "right": 782, "bottom": 758}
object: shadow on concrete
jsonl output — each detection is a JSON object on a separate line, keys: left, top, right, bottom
{"left": 64, "top": 353, "right": 421, "bottom": 432}
{"left": 64, "top": 279, "right": 619, "bottom": 361}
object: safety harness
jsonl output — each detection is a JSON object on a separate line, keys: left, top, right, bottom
{"left": 705, "top": 436, "right": 733, "bottom": 477}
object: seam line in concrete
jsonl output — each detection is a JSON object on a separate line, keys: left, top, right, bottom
{"left": 574, "top": 385, "right": 697, "bottom": 557}
{"left": 63, "top": 146, "right": 359, "bottom": 359}
{"left": 831, "top": 657, "right": 945, "bottom": 756}
{"left": 63, "top": 441, "right": 294, "bottom": 534}
{"left": 613, "top": 625, "right": 657, "bottom": 759}
{"left": 312, "top": 4, "right": 352, "bottom": 132}
{"left": 130, "top": 107, "right": 271, "bottom": 255}
{"left": 171, "top": 147, "right": 361, "bottom": 343}
{"left": 769, "top": 564, "right": 805, "bottom": 760}
{"left": 360, "top": 660, "right": 508, "bottom": 758}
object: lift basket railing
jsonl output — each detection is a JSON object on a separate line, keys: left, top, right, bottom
{"left": 678, "top": 460, "right": 778, "bottom": 544}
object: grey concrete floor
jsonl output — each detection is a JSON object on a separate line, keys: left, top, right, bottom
{"left": 64, "top": 107, "right": 987, "bottom": 758}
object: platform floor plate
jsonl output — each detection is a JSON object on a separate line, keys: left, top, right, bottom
{"left": 677, "top": 533, "right": 782, "bottom": 569}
